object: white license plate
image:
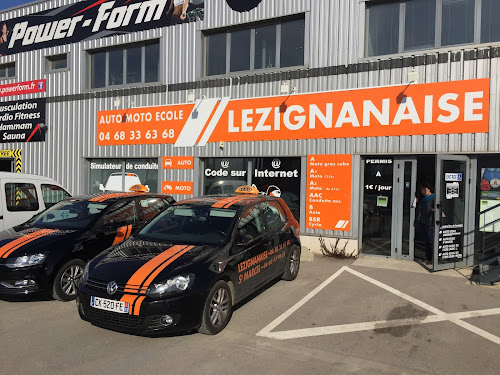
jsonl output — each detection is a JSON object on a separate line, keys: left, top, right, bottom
{"left": 90, "top": 296, "right": 129, "bottom": 314}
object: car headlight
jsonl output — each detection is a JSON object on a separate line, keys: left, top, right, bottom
{"left": 146, "top": 274, "right": 194, "bottom": 298}
{"left": 80, "top": 262, "right": 90, "bottom": 285}
{"left": 5, "top": 253, "right": 46, "bottom": 268}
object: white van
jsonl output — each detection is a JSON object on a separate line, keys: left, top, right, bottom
{"left": 0, "top": 172, "right": 71, "bottom": 231}
{"left": 99, "top": 172, "right": 150, "bottom": 192}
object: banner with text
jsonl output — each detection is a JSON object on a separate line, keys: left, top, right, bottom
{"left": 0, "top": 0, "right": 204, "bottom": 56}
{"left": 96, "top": 79, "right": 490, "bottom": 147}
{"left": 306, "top": 154, "right": 352, "bottom": 231}
{"left": 0, "top": 98, "right": 46, "bottom": 143}
{"left": 0, "top": 79, "right": 46, "bottom": 97}
{"left": 162, "top": 181, "right": 193, "bottom": 195}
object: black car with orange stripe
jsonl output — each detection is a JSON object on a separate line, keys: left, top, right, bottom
{"left": 0, "top": 187, "right": 173, "bottom": 300}
{"left": 77, "top": 186, "right": 301, "bottom": 335}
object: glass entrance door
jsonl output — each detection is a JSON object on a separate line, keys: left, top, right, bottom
{"left": 434, "top": 155, "right": 470, "bottom": 271}
{"left": 361, "top": 157, "right": 416, "bottom": 259}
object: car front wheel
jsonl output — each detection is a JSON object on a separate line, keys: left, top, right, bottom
{"left": 52, "top": 259, "right": 86, "bottom": 301}
{"left": 282, "top": 245, "right": 300, "bottom": 281}
{"left": 198, "top": 280, "right": 233, "bottom": 335}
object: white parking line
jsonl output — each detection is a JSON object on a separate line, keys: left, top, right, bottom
{"left": 257, "top": 267, "right": 500, "bottom": 344}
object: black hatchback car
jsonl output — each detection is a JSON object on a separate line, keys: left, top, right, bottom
{"left": 77, "top": 186, "right": 301, "bottom": 335}
{"left": 0, "top": 188, "right": 173, "bottom": 301}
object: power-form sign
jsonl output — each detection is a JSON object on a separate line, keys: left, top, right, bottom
{"left": 306, "top": 154, "right": 352, "bottom": 231}
{"left": 0, "top": 79, "right": 46, "bottom": 98}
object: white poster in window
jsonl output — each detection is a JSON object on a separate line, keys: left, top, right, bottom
{"left": 446, "top": 182, "right": 459, "bottom": 199}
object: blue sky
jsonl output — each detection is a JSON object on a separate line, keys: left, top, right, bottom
{"left": 0, "top": 0, "right": 38, "bottom": 11}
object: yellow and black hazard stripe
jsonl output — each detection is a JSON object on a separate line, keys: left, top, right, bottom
{"left": 112, "top": 225, "right": 133, "bottom": 245}
{"left": 120, "top": 244, "right": 194, "bottom": 315}
{"left": 0, "top": 229, "right": 58, "bottom": 258}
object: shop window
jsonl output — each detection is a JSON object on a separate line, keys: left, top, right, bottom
{"left": 41, "top": 184, "right": 71, "bottom": 208}
{"left": 0, "top": 62, "right": 15, "bottom": 79}
{"left": 202, "top": 157, "right": 301, "bottom": 222}
{"left": 366, "top": 0, "right": 497, "bottom": 57}
{"left": 46, "top": 54, "right": 68, "bottom": 72}
{"left": 89, "top": 158, "right": 159, "bottom": 193}
{"left": 5, "top": 183, "right": 39, "bottom": 212}
{"left": 88, "top": 41, "right": 160, "bottom": 89}
{"left": 204, "top": 16, "right": 305, "bottom": 76}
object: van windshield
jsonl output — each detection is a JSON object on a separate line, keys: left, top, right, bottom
{"left": 137, "top": 205, "right": 237, "bottom": 245}
{"left": 29, "top": 200, "right": 110, "bottom": 230}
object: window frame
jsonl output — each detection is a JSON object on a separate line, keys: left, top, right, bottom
{"left": 365, "top": 0, "right": 491, "bottom": 57}
{"left": 87, "top": 39, "right": 161, "bottom": 90}
{"left": 0, "top": 61, "right": 15, "bottom": 80}
{"left": 41, "top": 184, "right": 71, "bottom": 208}
{"left": 203, "top": 15, "right": 306, "bottom": 77}
{"left": 45, "top": 53, "right": 69, "bottom": 73}
{"left": 5, "top": 183, "right": 39, "bottom": 212}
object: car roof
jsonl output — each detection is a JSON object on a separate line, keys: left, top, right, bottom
{"left": 0, "top": 172, "right": 59, "bottom": 183}
{"left": 174, "top": 194, "right": 278, "bottom": 210}
{"left": 67, "top": 192, "right": 174, "bottom": 204}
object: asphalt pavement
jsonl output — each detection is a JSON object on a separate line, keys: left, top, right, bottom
{"left": 1, "top": 256, "right": 499, "bottom": 375}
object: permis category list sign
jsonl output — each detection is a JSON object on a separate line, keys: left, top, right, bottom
{"left": 306, "top": 154, "right": 352, "bottom": 231}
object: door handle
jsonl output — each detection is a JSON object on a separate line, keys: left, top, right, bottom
{"left": 0, "top": 216, "right": 3, "bottom": 220}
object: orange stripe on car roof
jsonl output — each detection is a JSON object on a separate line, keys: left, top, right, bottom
{"left": 211, "top": 196, "right": 246, "bottom": 208}
{"left": 0, "top": 229, "right": 58, "bottom": 258}
{"left": 89, "top": 192, "right": 139, "bottom": 202}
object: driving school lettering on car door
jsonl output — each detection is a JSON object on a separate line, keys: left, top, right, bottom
{"left": 237, "top": 240, "right": 290, "bottom": 284}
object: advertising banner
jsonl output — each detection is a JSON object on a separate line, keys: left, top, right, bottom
{"left": 0, "top": 0, "right": 204, "bottom": 56}
{"left": 0, "top": 79, "right": 46, "bottom": 97}
{"left": 306, "top": 155, "right": 352, "bottom": 231}
{"left": 0, "top": 98, "right": 45, "bottom": 143}
{"left": 96, "top": 79, "right": 490, "bottom": 147}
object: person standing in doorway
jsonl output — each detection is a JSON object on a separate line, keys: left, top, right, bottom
{"left": 416, "top": 180, "right": 435, "bottom": 265}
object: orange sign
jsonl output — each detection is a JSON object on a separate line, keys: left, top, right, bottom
{"left": 162, "top": 181, "right": 193, "bottom": 195}
{"left": 97, "top": 103, "right": 194, "bottom": 145}
{"left": 306, "top": 154, "right": 352, "bottom": 231}
{"left": 162, "top": 156, "right": 194, "bottom": 169}
{"left": 97, "top": 79, "right": 489, "bottom": 147}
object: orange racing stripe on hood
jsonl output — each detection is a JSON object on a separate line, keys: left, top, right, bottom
{"left": 0, "top": 229, "right": 59, "bottom": 258}
{"left": 119, "top": 244, "right": 193, "bottom": 315}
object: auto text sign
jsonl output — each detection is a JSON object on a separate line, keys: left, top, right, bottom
{"left": 0, "top": 98, "right": 45, "bottom": 143}
{"left": 96, "top": 79, "right": 490, "bottom": 147}
{"left": 306, "top": 154, "right": 352, "bottom": 231}
{"left": 162, "top": 156, "right": 194, "bottom": 169}
{"left": 0, "top": 79, "right": 46, "bottom": 97}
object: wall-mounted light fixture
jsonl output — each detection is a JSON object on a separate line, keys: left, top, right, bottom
{"left": 113, "top": 97, "right": 135, "bottom": 108}
{"left": 408, "top": 69, "right": 419, "bottom": 84}
{"left": 187, "top": 91, "right": 207, "bottom": 103}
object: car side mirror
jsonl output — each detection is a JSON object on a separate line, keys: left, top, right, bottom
{"left": 99, "top": 183, "right": 105, "bottom": 192}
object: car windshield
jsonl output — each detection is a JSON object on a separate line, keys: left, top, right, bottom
{"left": 137, "top": 204, "right": 237, "bottom": 245}
{"left": 29, "top": 200, "right": 110, "bottom": 230}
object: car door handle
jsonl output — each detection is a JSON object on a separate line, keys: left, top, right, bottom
{"left": 0, "top": 216, "right": 3, "bottom": 220}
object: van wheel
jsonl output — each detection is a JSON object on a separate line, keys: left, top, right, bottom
{"left": 52, "top": 259, "right": 85, "bottom": 301}
{"left": 198, "top": 280, "right": 232, "bottom": 335}
{"left": 282, "top": 245, "right": 300, "bottom": 281}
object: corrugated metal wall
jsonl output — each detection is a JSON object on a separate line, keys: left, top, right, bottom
{"left": 0, "top": 0, "right": 499, "bottom": 240}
